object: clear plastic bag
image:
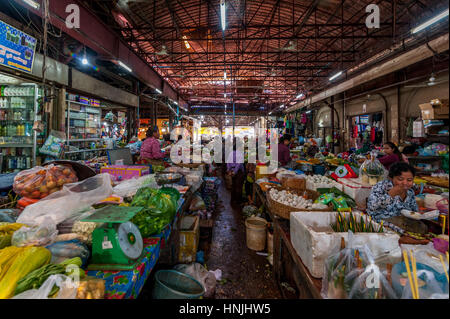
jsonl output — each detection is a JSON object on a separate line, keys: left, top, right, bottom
{"left": 112, "top": 174, "right": 158, "bottom": 198}
{"left": 13, "top": 164, "right": 78, "bottom": 199}
{"left": 359, "top": 152, "right": 388, "bottom": 185}
{"left": 189, "top": 194, "right": 206, "bottom": 211}
{"left": 344, "top": 247, "right": 399, "bottom": 299}
{"left": 46, "top": 239, "right": 90, "bottom": 266}
{"left": 174, "top": 263, "right": 216, "bottom": 298}
{"left": 17, "top": 174, "right": 113, "bottom": 226}
{"left": 39, "top": 130, "right": 66, "bottom": 158}
{"left": 12, "top": 274, "right": 78, "bottom": 299}
{"left": 11, "top": 217, "right": 58, "bottom": 247}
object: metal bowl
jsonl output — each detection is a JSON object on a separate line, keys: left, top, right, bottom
{"left": 155, "top": 173, "right": 183, "bottom": 185}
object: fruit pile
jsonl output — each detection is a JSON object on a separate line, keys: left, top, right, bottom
{"left": 13, "top": 164, "right": 78, "bottom": 200}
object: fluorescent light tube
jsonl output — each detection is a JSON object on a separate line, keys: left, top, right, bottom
{"left": 224, "top": 71, "right": 227, "bottom": 80}
{"left": 118, "top": 61, "right": 132, "bottom": 72}
{"left": 280, "top": 104, "right": 285, "bottom": 108}
{"left": 155, "top": 88, "right": 162, "bottom": 94}
{"left": 220, "top": 1, "right": 226, "bottom": 31}
{"left": 412, "top": 9, "right": 449, "bottom": 34}
{"left": 329, "top": 71, "right": 343, "bottom": 81}
{"left": 22, "top": 0, "right": 40, "bottom": 9}
{"left": 296, "top": 93, "right": 304, "bottom": 99}
{"left": 82, "top": 57, "right": 88, "bottom": 65}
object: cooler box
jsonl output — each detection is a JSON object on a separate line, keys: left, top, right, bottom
{"left": 100, "top": 165, "right": 150, "bottom": 181}
{"left": 337, "top": 177, "right": 373, "bottom": 208}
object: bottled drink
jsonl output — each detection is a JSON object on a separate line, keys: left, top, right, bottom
{"left": 26, "top": 156, "right": 31, "bottom": 168}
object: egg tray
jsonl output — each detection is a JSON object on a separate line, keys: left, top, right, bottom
{"left": 266, "top": 185, "right": 332, "bottom": 220}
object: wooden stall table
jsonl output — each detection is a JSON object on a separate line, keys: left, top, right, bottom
{"left": 254, "top": 183, "right": 323, "bottom": 299}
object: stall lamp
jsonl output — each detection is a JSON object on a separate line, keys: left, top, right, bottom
{"left": 412, "top": 9, "right": 449, "bottom": 34}
{"left": 118, "top": 61, "right": 132, "bottom": 73}
{"left": 155, "top": 88, "right": 162, "bottom": 94}
{"left": 220, "top": 0, "right": 226, "bottom": 31}
{"left": 22, "top": 0, "right": 40, "bottom": 9}
{"left": 306, "top": 110, "right": 312, "bottom": 114}
{"left": 329, "top": 71, "right": 343, "bottom": 81}
{"left": 296, "top": 93, "right": 304, "bottom": 99}
{"left": 224, "top": 71, "right": 227, "bottom": 80}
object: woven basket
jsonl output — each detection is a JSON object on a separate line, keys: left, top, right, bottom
{"left": 266, "top": 185, "right": 332, "bottom": 220}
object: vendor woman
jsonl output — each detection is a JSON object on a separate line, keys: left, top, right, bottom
{"left": 278, "top": 134, "right": 293, "bottom": 167}
{"left": 378, "top": 142, "right": 404, "bottom": 170}
{"left": 367, "top": 162, "right": 418, "bottom": 222}
{"left": 140, "top": 126, "right": 165, "bottom": 164}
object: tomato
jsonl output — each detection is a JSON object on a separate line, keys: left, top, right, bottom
{"left": 25, "top": 186, "right": 34, "bottom": 193}
{"left": 31, "top": 191, "right": 41, "bottom": 199}
{"left": 49, "top": 187, "right": 59, "bottom": 194}
{"left": 63, "top": 168, "right": 72, "bottom": 176}
{"left": 39, "top": 193, "right": 49, "bottom": 199}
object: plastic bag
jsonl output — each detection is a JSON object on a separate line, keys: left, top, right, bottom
{"left": 344, "top": 246, "right": 399, "bottom": 299}
{"left": 13, "top": 164, "right": 78, "bottom": 200}
{"left": 112, "top": 175, "right": 158, "bottom": 198}
{"left": 11, "top": 218, "right": 58, "bottom": 247}
{"left": 392, "top": 260, "right": 449, "bottom": 299}
{"left": 46, "top": 239, "right": 90, "bottom": 266}
{"left": 0, "top": 212, "right": 15, "bottom": 223}
{"left": 0, "top": 223, "right": 26, "bottom": 249}
{"left": 17, "top": 174, "right": 113, "bottom": 226}
{"left": 359, "top": 152, "right": 387, "bottom": 186}
{"left": 0, "top": 209, "right": 21, "bottom": 222}
{"left": 12, "top": 274, "right": 78, "bottom": 299}
{"left": 39, "top": 130, "right": 66, "bottom": 158}
{"left": 76, "top": 277, "right": 105, "bottom": 299}
{"left": 321, "top": 232, "right": 364, "bottom": 299}
{"left": 148, "top": 192, "right": 176, "bottom": 218}
{"left": 174, "top": 263, "right": 216, "bottom": 298}
{"left": 189, "top": 194, "right": 206, "bottom": 211}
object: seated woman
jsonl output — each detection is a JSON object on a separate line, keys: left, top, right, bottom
{"left": 367, "top": 162, "right": 418, "bottom": 222}
{"left": 378, "top": 142, "right": 404, "bottom": 170}
{"left": 140, "top": 126, "right": 166, "bottom": 165}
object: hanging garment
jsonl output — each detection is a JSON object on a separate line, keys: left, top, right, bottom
{"left": 353, "top": 125, "right": 359, "bottom": 138}
{"left": 370, "top": 127, "right": 376, "bottom": 142}
{"left": 301, "top": 113, "right": 307, "bottom": 124}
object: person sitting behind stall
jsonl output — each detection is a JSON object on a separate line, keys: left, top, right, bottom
{"left": 378, "top": 142, "right": 404, "bottom": 170}
{"left": 278, "top": 134, "right": 292, "bottom": 167}
{"left": 140, "top": 126, "right": 165, "bottom": 163}
{"left": 367, "top": 162, "right": 418, "bottom": 222}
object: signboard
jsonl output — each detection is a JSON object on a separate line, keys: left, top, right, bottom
{"left": 0, "top": 19, "right": 37, "bottom": 73}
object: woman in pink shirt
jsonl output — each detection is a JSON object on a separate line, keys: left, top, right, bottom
{"left": 140, "top": 126, "right": 165, "bottom": 164}
{"left": 379, "top": 142, "right": 404, "bottom": 170}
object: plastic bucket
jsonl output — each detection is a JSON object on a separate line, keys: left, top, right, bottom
{"left": 313, "top": 165, "right": 326, "bottom": 175}
{"left": 245, "top": 217, "right": 267, "bottom": 251}
{"left": 152, "top": 270, "right": 205, "bottom": 299}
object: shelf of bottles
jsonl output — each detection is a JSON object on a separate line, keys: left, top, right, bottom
{"left": 64, "top": 94, "right": 106, "bottom": 160}
{"left": 0, "top": 84, "right": 42, "bottom": 173}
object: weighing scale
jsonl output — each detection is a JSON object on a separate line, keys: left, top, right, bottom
{"left": 83, "top": 206, "right": 146, "bottom": 271}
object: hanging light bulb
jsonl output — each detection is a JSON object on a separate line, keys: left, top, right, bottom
{"left": 82, "top": 47, "right": 88, "bottom": 65}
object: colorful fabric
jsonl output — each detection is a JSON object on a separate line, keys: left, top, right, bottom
{"left": 87, "top": 238, "right": 161, "bottom": 299}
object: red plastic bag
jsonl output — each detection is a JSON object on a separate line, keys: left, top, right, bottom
{"left": 13, "top": 164, "right": 78, "bottom": 200}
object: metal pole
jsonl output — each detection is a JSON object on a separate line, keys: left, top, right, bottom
{"left": 231, "top": 66, "right": 235, "bottom": 138}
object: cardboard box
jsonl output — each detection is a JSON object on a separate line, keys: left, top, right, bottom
{"left": 100, "top": 165, "right": 149, "bottom": 181}
{"left": 179, "top": 216, "right": 200, "bottom": 263}
{"left": 419, "top": 101, "right": 449, "bottom": 120}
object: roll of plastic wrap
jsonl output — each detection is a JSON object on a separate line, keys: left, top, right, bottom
{"left": 425, "top": 194, "right": 444, "bottom": 210}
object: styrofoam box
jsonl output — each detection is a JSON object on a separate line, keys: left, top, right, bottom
{"left": 337, "top": 177, "right": 372, "bottom": 206}
{"left": 306, "top": 179, "right": 344, "bottom": 192}
{"left": 290, "top": 211, "right": 400, "bottom": 278}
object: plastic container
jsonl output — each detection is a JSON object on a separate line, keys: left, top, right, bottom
{"left": 245, "top": 217, "right": 267, "bottom": 251}
{"left": 313, "top": 165, "right": 326, "bottom": 175}
{"left": 152, "top": 270, "right": 205, "bottom": 299}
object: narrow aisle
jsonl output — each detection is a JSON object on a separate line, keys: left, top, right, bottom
{"left": 206, "top": 178, "right": 282, "bottom": 299}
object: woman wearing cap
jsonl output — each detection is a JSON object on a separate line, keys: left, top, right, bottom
{"left": 140, "top": 126, "right": 165, "bottom": 165}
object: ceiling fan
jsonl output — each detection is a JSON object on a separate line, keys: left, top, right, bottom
{"left": 405, "top": 73, "right": 448, "bottom": 88}
{"left": 154, "top": 45, "right": 169, "bottom": 56}
{"left": 278, "top": 40, "right": 297, "bottom": 52}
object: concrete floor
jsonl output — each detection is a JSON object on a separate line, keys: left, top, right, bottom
{"left": 204, "top": 180, "right": 282, "bottom": 299}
